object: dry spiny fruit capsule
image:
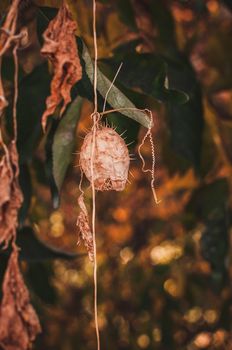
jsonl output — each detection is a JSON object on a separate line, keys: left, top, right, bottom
{"left": 80, "top": 126, "right": 130, "bottom": 191}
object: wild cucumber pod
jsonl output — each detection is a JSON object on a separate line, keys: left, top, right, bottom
{"left": 80, "top": 126, "right": 130, "bottom": 191}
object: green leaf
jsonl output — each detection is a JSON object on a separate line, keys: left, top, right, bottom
{"left": 165, "top": 59, "right": 204, "bottom": 172}
{"left": 98, "top": 61, "right": 159, "bottom": 146}
{"left": 152, "top": 65, "right": 189, "bottom": 105}
{"left": 15, "top": 62, "right": 51, "bottom": 163}
{"left": 45, "top": 96, "right": 82, "bottom": 208}
{"left": 19, "top": 163, "right": 32, "bottom": 226}
{"left": 117, "top": 0, "right": 137, "bottom": 30}
{"left": 26, "top": 262, "right": 57, "bottom": 305}
{"left": 52, "top": 97, "right": 83, "bottom": 191}
{"left": 102, "top": 53, "right": 163, "bottom": 94}
{"left": 45, "top": 118, "right": 60, "bottom": 209}
{"left": 81, "top": 40, "right": 151, "bottom": 128}
{"left": 102, "top": 53, "right": 189, "bottom": 105}
{"left": 16, "top": 226, "right": 80, "bottom": 261}
{"left": 106, "top": 112, "right": 140, "bottom": 148}
{"left": 149, "top": 1, "right": 176, "bottom": 50}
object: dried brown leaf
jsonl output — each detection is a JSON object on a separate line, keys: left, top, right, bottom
{"left": 0, "top": 141, "right": 23, "bottom": 248}
{"left": 41, "top": 2, "right": 82, "bottom": 131}
{"left": 0, "top": 248, "right": 41, "bottom": 350}
{"left": 76, "top": 194, "right": 94, "bottom": 262}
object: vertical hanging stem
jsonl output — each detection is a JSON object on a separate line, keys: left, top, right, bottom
{"left": 90, "top": 116, "right": 100, "bottom": 350}
{"left": 13, "top": 44, "right": 19, "bottom": 141}
{"left": 93, "top": 0, "right": 98, "bottom": 114}
{"left": 91, "top": 0, "right": 100, "bottom": 349}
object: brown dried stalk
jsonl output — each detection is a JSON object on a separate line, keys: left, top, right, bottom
{"left": 0, "top": 0, "right": 20, "bottom": 56}
{"left": 0, "top": 2, "right": 40, "bottom": 350}
{"left": 0, "top": 247, "right": 41, "bottom": 350}
{"left": 0, "top": 0, "right": 19, "bottom": 115}
{"left": 0, "top": 0, "right": 28, "bottom": 116}
{"left": 0, "top": 0, "right": 24, "bottom": 248}
{"left": 77, "top": 194, "right": 94, "bottom": 262}
{"left": 41, "top": 1, "right": 82, "bottom": 131}
{"left": 0, "top": 141, "right": 23, "bottom": 248}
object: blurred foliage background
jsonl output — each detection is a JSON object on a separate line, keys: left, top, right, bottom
{"left": 1, "top": 0, "right": 232, "bottom": 349}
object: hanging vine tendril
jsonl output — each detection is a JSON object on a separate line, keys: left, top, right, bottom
{"left": 84, "top": 3, "right": 161, "bottom": 350}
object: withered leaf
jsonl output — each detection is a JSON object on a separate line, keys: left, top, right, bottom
{"left": 76, "top": 194, "right": 94, "bottom": 262}
{"left": 0, "top": 248, "right": 41, "bottom": 350}
{"left": 0, "top": 141, "right": 23, "bottom": 248}
{"left": 41, "top": 2, "right": 82, "bottom": 131}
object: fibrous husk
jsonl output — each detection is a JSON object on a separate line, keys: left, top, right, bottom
{"left": 76, "top": 194, "right": 94, "bottom": 262}
{"left": 41, "top": 2, "right": 82, "bottom": 131}
{"left": 80, "top": 127, "right": 130, "bottom": 192}
{"left": 0, "top": 141, "right": 23, "bottom": 248}
{"left": 0, "top": 248, "right": 41, "bottom": 350}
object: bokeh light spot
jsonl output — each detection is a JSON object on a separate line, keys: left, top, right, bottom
{"left": 137, "top": 334, "right": 150, "bottom": 348}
